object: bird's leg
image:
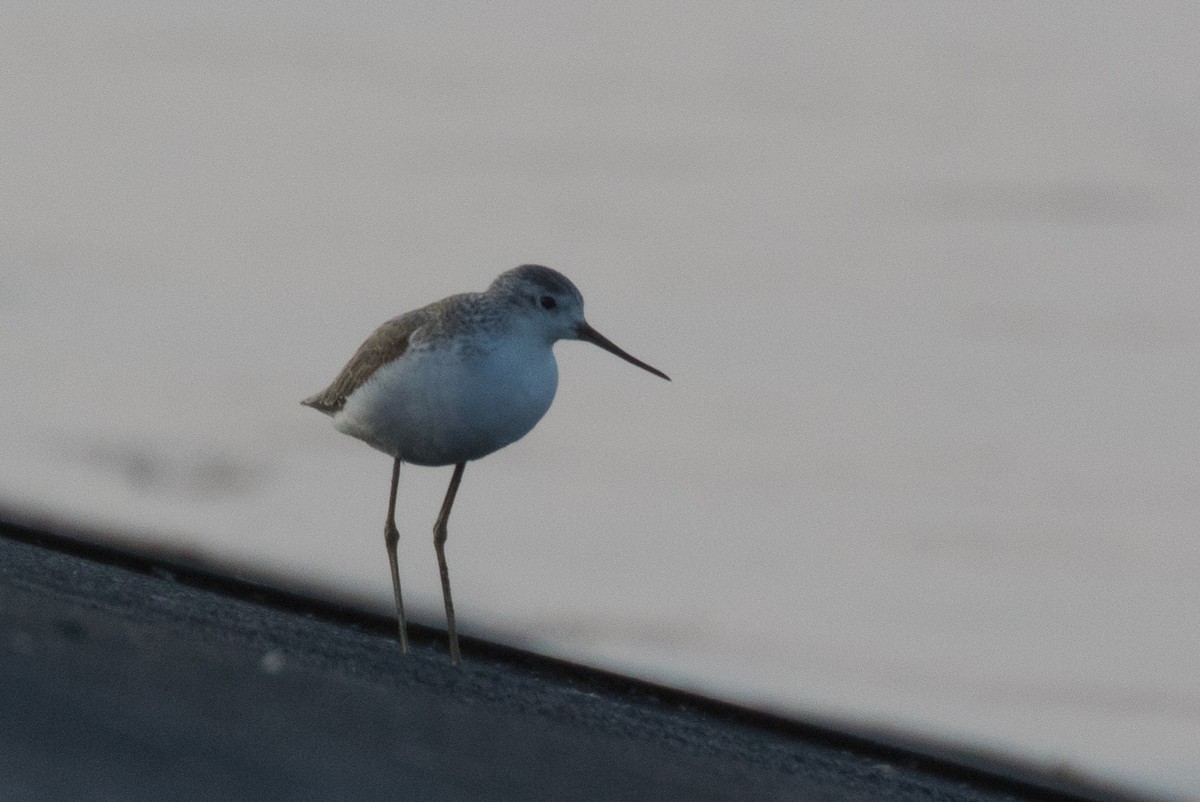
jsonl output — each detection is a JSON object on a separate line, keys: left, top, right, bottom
{"left": 434, "top": 461, "right": 466, "bottom": 666}
{"left": 384, "top": 456, "right": 408, "bottom": 653}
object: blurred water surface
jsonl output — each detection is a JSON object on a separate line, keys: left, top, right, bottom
{"left": 2, "top": 3, "right": 1198, "bottom": 798}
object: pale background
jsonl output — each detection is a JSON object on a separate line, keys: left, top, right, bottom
{"left": 2, "top": 3, "right": 1198, "bottom": 799}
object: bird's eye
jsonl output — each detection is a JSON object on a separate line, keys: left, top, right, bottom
{"left": 539, "top": 295, "right": 557, "bottom": 310}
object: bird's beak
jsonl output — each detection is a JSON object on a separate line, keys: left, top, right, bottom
{"left": 576, "top": 321, "right": 670, "bottom": 381}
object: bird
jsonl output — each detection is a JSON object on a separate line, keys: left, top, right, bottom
{"left": 302, "top": 264, "right": 669, "bottom": 665}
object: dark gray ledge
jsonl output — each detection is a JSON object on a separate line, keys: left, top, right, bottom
{"left": 0, "top": 513, "right": 1152, "bottom": 802}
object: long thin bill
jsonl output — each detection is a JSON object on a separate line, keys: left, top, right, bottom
{"left": 576, "top": 321, "right": 671, "bottom": 381}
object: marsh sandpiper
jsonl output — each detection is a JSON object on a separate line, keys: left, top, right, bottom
{"left": 302, "top": 264, "right": 669, "bottom": 665}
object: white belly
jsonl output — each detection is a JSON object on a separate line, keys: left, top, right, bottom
{"left": 332, "top": 337, "right": 559, "bottom": 466}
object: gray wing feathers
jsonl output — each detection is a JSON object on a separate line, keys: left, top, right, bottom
{"left": 300, "top": 312, "right": 425, "bottom": 414}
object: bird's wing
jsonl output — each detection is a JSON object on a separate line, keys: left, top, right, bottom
{"left": 300, "top": 309, "right": 430, "bottom": 414}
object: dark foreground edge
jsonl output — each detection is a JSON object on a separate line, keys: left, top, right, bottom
{"left": 0, "top": 512, "right": 1153, "bottom": 802}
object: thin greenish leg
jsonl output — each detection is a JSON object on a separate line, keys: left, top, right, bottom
{"left": 384, "top": 456, "right": 408, "bottom": 653}
{"left": 433, "top": 462, "right": 466, "bottom": 666}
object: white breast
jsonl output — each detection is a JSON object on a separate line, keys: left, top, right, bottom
{"left": 333, "top": 334, "right": 559, "bottom": 466}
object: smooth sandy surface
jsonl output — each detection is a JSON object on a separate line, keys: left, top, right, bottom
{"left": 2, "top": 4, "right": 1198, "bottom": 799}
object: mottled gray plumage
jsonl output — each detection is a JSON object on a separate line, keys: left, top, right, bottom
{"left": 301, "top": 265, "right": 582, "bottom": 415}
{"left": 301, "top": 312, "right": 420, "bottom": 414}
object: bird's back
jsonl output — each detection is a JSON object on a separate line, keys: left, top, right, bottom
{"left": 301, "top": 296, "right": 474, "bottom": 415}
